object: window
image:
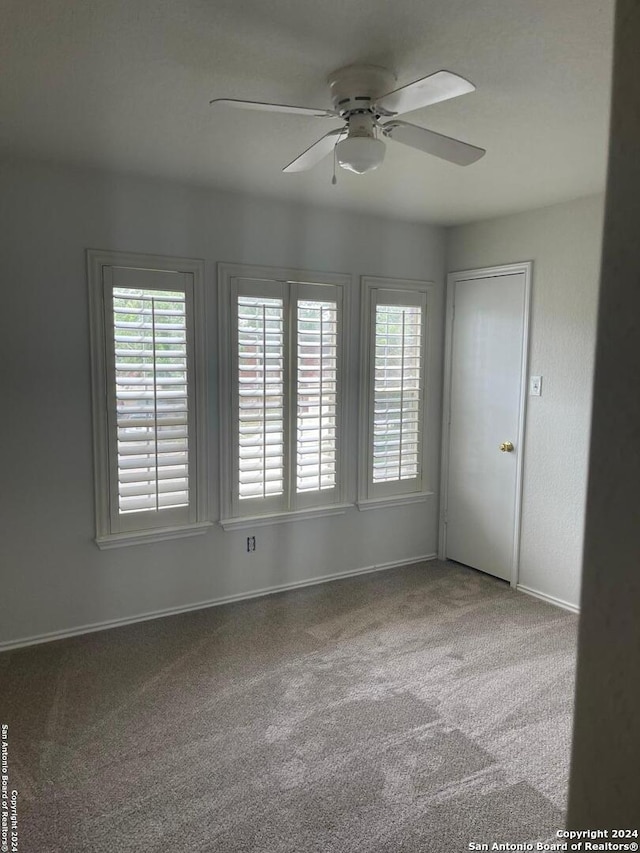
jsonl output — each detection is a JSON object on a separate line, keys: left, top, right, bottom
{"left": 218, "top": 265, "right": 350, "bottom": 527}
{"left": 88, "top": 250, "right": 209, "bottom": 547}
{"left": 359, "top": 277, "right": 432, "bottom": 507}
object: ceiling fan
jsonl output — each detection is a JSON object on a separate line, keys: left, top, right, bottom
{"left": 210, "top": 64, "right": 485, "bottom": 176}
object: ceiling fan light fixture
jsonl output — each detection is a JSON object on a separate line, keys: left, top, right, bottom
{"left": 335, "top": 136, "right": 386, "bottom": 174}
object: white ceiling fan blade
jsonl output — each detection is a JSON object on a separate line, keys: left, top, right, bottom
{"left": 382, "top": 121, "right": 485, "bottom": 166}
{"left": 283, "top": 129, "right": 345, "bottom": 173}
{"left": 377, "top": 70, "right": 475, "bottom": 116}
{"left": 210, "top": 98, "right": 335, "bottom": 118}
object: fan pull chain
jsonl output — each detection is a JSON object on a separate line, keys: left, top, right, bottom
{"left": 332, "top": 141, "right": 338, "bottom": 185}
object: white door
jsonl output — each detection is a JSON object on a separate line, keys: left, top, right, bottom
{"left": 443, "top": 268, "right": 529, "bottom": 582}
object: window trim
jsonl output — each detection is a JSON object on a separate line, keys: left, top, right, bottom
{"left": 357, "top": 276, "right": 435, "bottom": 509}
{"left": 218, "top": 263, "right": 352, "bottom": 527}
{"left": 88, "top": 249, "right": 210, "bottom": 548}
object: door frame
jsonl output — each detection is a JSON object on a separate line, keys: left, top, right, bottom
{"left": 438, "top": 261, "right": 533, "bottom": 588}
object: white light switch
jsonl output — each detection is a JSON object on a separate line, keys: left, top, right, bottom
{"left": 529, "top": 375, "right": 542, "bottom": 396}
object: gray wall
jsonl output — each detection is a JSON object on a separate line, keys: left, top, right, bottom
{"left": 447, "top": 195, "right": 604, "bottom": 609}
{"left": 567, "top": 0, "right": 640, "bottom": 823}
{"left": 0, "top": 158, "right": 446, "bottom": 647}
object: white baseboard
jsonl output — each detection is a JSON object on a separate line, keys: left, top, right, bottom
{"left": 517, "top": 583, "right": 580, "bottom": 614}
{"left": 0, "top": 554, "right": 438, "bottom": 652}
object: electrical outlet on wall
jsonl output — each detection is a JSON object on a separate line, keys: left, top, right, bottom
{"left": 246, "top": 536, "right": 256, "bottom": 552}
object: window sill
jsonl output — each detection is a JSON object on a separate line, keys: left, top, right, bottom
{"left": 356, "top": 492, "right": 434, "bottom": 511}
{"left": 220, "top": 504, "right": 352, "bottom": 531}
{"left": 95, "top": 522, "right": 214, "bottom": 550}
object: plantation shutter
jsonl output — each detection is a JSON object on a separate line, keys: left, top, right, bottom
{"left": 232, "top": 279, "right": 288, "bottom": 515}
{"left": 294, "top": 285, "right": 340, "bottom": 508}
{"left": 369, "top": 289, "right": 426, "bottom": 496}
{"left": 104, "top": 266, "right": 196, "bottom": 532}
{"left": 228, "top": 277, "right": 343, "bottom": 518}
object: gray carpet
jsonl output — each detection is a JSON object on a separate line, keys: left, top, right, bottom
{"left": 1, "top": 560, "right": 578, "bottom": 852}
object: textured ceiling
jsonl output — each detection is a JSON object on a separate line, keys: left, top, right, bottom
{"left": 0, "top": 0, "right": 614, "bottom": 224}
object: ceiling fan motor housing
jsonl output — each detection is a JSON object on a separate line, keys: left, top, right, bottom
{"left": 327, "top": 64, "right": 397, "bottom": 117}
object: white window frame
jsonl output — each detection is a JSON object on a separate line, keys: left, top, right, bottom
{"left": 358, "top": 276, "right": 435, "bottom": 510}
{"left": 218, "top": 263, "right": 352, "bottom": 530}
{"left": 88, "top": 249, "right": 211, "bottom": 548}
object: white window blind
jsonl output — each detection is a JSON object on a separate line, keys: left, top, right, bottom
{"left": 296, "top": 299, "right": 338, "bottom": 493}
{"left": 88, "top": 251, "right": 207, "bottom": 546}
{"left": 237, "top": 295, "right": 285, "bottom": 501}
{"left": 224, "top": 272, "right": 345, "bottom": 522}
{"left": 112, "top": 286, "right": 190, "bottom": 513}
{"left": 372, "top": 303, "right": 423, "bottom": 483}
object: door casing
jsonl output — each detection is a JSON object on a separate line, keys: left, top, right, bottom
{"left": 438, "top": 262, "right": 532, "bottom": 588}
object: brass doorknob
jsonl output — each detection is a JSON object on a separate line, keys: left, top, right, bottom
{"left": 500, "top": 441, "right": 514, "bottom": 452}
